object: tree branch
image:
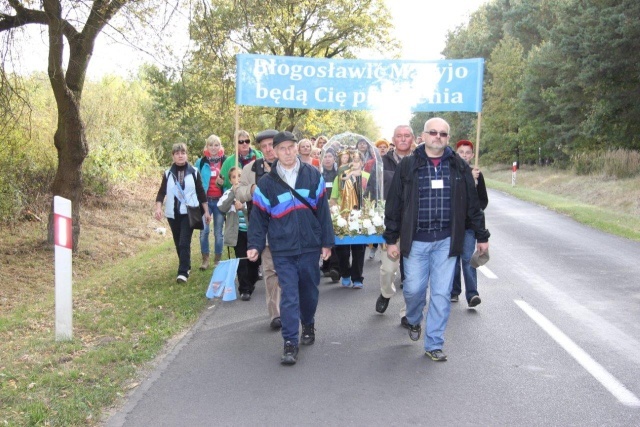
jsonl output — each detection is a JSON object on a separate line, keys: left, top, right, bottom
{"left": 0, "top": 0, "right": 48, "bottom": 31}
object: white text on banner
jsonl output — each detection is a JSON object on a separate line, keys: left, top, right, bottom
{"left": 235, "top": 54, "right": 484, "bottom": 113}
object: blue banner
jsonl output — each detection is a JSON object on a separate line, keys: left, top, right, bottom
{"left": 235, "top": 54, "right": 484, "bottom": 113}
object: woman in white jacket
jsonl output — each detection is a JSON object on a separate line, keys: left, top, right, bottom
{"left": 155, "top": 143, "right": 211, "bottom": 283}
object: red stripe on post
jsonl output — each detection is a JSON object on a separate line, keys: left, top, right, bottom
{"left": 54, "top": 213, "right": 73, "bottom": 249}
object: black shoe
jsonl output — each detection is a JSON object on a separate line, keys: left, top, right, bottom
{"left": 300, "top": 323, "right": 315, "bottom": 345}
{"left": 408, "top": 322, "right": 421, "bottom": 341}
{"left": 270, "top": 317, "right": 282, "bottom": 330}
{"left": 450, "top": 294, "right": 459, "bottom": 302}
{"left": 400, "top": 316, "right": 410, "bottom": 329}
{"left": 375, "top": 294, "right": 390, "bottom": 313}
{"left": 469, "top": 295, "right": 481, "bottom": 307}
{"left": 425, "top": 349, "right": 448, "bottom": 362}
{"left": 329, "top": 268, "right": 340, "bottom": 283}
{"left": 281, "top": 341, "right": 298, "bottom": 365}
{"left": 240, "top": 293, "right": 251, "bottom": 301}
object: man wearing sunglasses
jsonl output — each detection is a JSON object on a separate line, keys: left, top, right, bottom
{"left": 218, "top": 130, "right": 264, "bottom": 191}
{"left": 383, "top": 117, "right": 490, "bottom": 362}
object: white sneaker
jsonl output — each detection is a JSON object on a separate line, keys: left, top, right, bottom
{"left": 369, "top": 247, "right": 378, "bottom": 259}
{"left": 176, "top": 275, "right": 188, "bottom": 283}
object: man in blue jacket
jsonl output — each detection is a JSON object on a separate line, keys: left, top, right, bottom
{"left": 384, "top": 118, "right": 490, "bottom": 362}
{"left": 247, "top": 131, "right": 334, "bottom": 365}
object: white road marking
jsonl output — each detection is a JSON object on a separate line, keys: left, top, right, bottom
{"left": 515, "top": 299, "right": 640, "bottom": 408}
{"left": 477, "top": 265, "right": 497, "bottom": 279}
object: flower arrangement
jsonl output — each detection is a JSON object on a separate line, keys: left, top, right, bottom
{"left": 331, "top": 198, "right": 385, "bottom": 238}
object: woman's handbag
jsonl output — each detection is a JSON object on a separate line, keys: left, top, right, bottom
{"left": 187, "top": 205, "right": 204, "bottom": 230}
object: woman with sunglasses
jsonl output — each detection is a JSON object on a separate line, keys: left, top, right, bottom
{"left": 218, "top": 130, "right": 264, "bottom": 192}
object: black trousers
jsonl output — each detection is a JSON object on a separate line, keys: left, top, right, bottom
{"left": 336, "top": 244, "right": 366, "bottom": 283}
{"left": 167, "top": 214, "right": 194, "bottom": 277}
{"left": 234, "top": 230, "right": 259, "bottom": 294}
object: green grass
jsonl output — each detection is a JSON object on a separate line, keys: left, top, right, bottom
{"left": 0, "top": 240, "right": 214, "bottom": 426}
{"left": 486, "top": 177, "right": 640, "bottom": 242}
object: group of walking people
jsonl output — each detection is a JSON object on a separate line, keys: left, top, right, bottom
{"left": 155, "top": 118, "right": 490, "bottom": 365}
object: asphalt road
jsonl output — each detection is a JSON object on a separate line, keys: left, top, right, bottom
{"left": 106, "top": 189, "right": 640, "bottom": 426}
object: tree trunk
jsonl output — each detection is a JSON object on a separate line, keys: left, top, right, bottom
{"left": 3, "top": 0, "right": 125, "bottom": 252}
{"left": 46, "top": 87, "right": 88, "bottom": 252}
{"left": 274, "top": 109, "right": 285, "bottom": 130}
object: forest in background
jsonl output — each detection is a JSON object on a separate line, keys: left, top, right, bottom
{"left": 415, "top": 0, "right": 640, "bottom": 168}
{"left": 1, "top": 0, "right": 639, "bottom": 225}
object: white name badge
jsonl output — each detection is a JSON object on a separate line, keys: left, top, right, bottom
{"left": 431, "top": 179, "right": 444, "bottom": 189}
{"left": 326, "top": 182, "right": 333, "bottom": 188}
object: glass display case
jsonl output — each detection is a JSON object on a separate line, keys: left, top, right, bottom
{"left": 320, "top": 132, "right": 386, "bottom": 245}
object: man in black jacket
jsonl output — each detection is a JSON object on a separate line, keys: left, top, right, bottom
{"left": 450, "top": 139, "right": 489, "bottom": 307}
{"left": 383, "top": 118, "right": 490, "bottom": 362}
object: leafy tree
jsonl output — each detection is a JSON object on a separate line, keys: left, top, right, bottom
{"left": 550, "top": 0, "right": 640, "bottom": 150}
{"left": 482, "top": 36, "right": 526, "bottom": 164}
{"left": 81, "top": 75, "right": 155, "bottom": 194}
{"left": 410, "top": 112, "right": 477, "bottom": 146}
{"left": 0, "top": 0, "right": 173, "bottom": 249}
{"left": 443, "top": 2, "right": 505, "bottom": 62}
{"left": 184, "top": 0, "right": 398, "bottom": 135}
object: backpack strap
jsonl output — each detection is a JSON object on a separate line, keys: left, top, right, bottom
{"left": 197, "top": 157, "right": 207, "bottom": 175}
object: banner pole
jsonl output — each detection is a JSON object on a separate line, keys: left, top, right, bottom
{"left": 474, "top": 112, "right": 482, "bottom": 169}
{"left": 235, "top": 105, "right": 240, "bottom": 169}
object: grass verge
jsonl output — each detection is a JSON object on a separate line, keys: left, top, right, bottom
{"left": 0, "top": 239, "right": 214, "bottom": 426}
{"left": 485, "top": 175, "right": 640, "bottom": 242}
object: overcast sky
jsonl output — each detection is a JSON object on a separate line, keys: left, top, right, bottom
{"left": 13, "top": 0, "right": 489, "bottom": 138}
{"left": 372, "top": 0, "right": 489, "bottom": 138}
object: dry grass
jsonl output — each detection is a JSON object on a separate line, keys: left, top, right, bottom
{"left": 484, "top": 164, "right": 640, "bottom": 217}
{"left": 0, "top": 171, "right": 167, "bottom": 312}
{"left": 0, "top": 171, "right": 202, "bottom": 426}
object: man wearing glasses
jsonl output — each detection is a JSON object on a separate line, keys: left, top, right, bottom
{"left": 218, "top": 130, "right": 264, "bottom": 191}
{"left": 383, "top": 117, "right": 490, "bottom": 362}
{"left": 376, "top": 125, "right": 414, "bottom": 324}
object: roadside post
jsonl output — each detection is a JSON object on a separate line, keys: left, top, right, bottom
{"left": 512, "top": 162, "right": 517, "bottom": 186}
{"left": 54, "top": 196, "right": 73, "bottom": 341}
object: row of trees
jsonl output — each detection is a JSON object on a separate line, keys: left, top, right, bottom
{"left": 428, "top": 0, "right": 640, "bottom": 165}
{"left": 0, "top": 0, "right": 395, "bottom": 245}
{"left": 144, "top": 0, "right": 396, "bottom": 157}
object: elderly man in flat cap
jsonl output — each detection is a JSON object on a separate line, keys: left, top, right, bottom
{"left": 236, "top": 129, "right": 282, "bottom": 329}
{"left": 247, "top": 131, "right": 334, "bottom": 366}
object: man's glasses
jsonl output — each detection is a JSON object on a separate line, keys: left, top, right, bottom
{"left": 238, "top": 139, "right": 251, "bottom": 145}
{"left": 425, "top": 130, "right": 449, "bottom": 138}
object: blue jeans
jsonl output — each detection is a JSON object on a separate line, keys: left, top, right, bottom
{"left": 452, "top": 229, "right": 479, "bottom": 302}
{"left": 199, "top": 198, "right": 224, "bottom": 256}
{"left": 272, "top": 251, "right": 321, "bottom": 345}
{"left": 403, "top": 238, "right": 456, "bottom": 351}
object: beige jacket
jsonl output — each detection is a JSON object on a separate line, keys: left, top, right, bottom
{"left": 236, "top": 159, "right": 273, "bottom": 203}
